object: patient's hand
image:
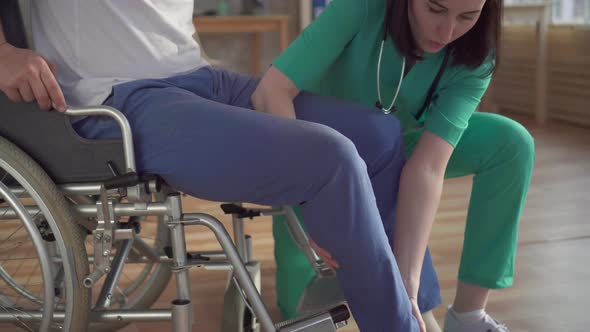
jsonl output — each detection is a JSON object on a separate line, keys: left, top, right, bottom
{"left": 0, "top": 42, "right": 66, "bottom": 112}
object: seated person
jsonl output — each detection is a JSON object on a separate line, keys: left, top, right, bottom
{"left": 0, "top": 0, "right": 443, "bottom": 331}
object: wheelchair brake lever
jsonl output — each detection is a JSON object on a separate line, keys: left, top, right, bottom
{"left": 105, "top": 161, "right": 162, "bottom": 194}
{"left": 103, "top": 171, "right": 139, "bottom": 190}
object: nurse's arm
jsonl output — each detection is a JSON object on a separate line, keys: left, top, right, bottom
{"left": 251, "top": 66, "right": 300, "bottom": 119}
{"left": 393, "top": 130, "right": 454, "bottom": 299}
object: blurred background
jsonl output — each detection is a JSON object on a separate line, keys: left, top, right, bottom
{"left": 8, "top": 0, "right": 589, "bottom": 331}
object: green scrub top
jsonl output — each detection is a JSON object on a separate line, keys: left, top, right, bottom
{"left": 272, "top": 0, "right": 493, "bottom": 147}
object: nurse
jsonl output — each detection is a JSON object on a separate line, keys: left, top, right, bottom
{"left": 252, "top": 0, "right": 534, "bottom": 331}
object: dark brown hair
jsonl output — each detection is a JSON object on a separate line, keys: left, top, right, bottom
{"left": 385, "top": 0, "right": 502, "bottom": 76}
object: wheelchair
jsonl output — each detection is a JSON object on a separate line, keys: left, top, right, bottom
{"left": 0, "top": 3, "right": 349, "bottom": 331}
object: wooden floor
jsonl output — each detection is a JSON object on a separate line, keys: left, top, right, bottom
{"left": 1, "top": 116, "right": 588, "bottom": 331}
{"left": 118, "top": 117, "right": 590, "bottom": 332}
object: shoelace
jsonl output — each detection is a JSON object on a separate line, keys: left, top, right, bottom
{"left": 483, "top": 313, "right": 510, "bottom": 332}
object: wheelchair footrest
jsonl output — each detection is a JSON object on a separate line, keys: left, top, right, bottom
{"left": 296, "top": 272, "right": 345, "bottom": 317}
{"left": 220, "top": 203, "right": 261, "bottom": 219}
{"left": 276, "top": 305, "right": 350, "bottom": 332}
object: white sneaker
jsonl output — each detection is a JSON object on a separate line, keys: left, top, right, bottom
{"left": 444, "top": 307, "right": 510, "bottom": 332}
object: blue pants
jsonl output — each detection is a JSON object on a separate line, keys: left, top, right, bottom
{"left": 73, "top": 66, "right": 439, "bottom": 331}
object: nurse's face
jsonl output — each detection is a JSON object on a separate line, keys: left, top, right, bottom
{"left": 408, "top": 0, "right": 486, "bottom": 53}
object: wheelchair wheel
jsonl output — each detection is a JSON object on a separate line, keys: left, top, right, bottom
{"left": 85, "top": 193, "right": 172, "bottom": 332}
{"left": 0, "top": 137, "right": 90, "bottom": 331}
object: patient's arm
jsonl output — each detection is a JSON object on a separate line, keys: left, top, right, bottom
{"left": 251, "top": 66, "right": 300, "bottom": 119}
{"left": 0, "top": 16, "right": 66, "bottom": 112}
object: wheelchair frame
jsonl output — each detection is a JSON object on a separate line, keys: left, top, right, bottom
{"left": 0, "top": 104, "right": 349, "bottom": 332}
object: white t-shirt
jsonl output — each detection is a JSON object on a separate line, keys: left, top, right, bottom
{"left": 31, "top": 0, "right": 208, "bottom": 107}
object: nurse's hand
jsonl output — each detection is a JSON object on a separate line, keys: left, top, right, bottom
{"left": 410, "top": 297, "right": 426, "bottom": 332}
{"left": 251, "top": 66, "right": 299, "bottom": 119}
{"left": 309, "top": 238, "right": 340, "bottom": 269}
{"left": 312, "top": 238, "right": 426, "bottom": 332}
{"left": 0, "top": 42, "right": 67, "bottom": 112}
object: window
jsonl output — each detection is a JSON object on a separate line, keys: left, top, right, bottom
{"left": 505, "top": 0, "right": 590, "bottom": 25}
{"left": 552, "top": 0, "right": 590, "bottom": 24}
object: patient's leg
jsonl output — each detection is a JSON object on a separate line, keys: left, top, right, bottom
{"left": 72, "top": 69, "right": 419, "bottom": 331}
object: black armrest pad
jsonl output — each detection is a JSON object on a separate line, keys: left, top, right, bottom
{"left": 0, "top": 94, "right": 126, "bottom": 184}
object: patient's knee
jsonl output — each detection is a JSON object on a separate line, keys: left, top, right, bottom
{"left": 304, "top": 124, "right": 367, "bottom": 178}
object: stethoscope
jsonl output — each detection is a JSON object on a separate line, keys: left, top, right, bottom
{"left": 375, "top": 25, "right": 405, "bottom": 114}
{"left": 375, "top": 24, "right": 450, "bottom": 118}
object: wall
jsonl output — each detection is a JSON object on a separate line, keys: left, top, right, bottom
{"left": 492, "top": 25, "right": 590, "bottom": 127}
{"left": 196, "top": 0, "right": 301, "bottom": 75}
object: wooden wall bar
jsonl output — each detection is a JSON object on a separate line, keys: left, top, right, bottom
{"left": 493, "top": 25, "right": 590, "bottom": 127}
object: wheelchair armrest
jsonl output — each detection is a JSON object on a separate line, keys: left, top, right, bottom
{"left": 64, "top": 105, "right": 136, "bottom": 173}
{"left": 0, "top": 93, "right": 127, "bottom": 184}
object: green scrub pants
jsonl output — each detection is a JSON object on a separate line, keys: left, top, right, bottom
{"left": 272, "top": 112, "right": 535, "bottom": 319}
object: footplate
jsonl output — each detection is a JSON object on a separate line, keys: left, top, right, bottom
{"left": 277, "top": 305, "right": 350, "bottom": 332}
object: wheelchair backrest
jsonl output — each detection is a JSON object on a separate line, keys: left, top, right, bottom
{"left": 0, "top": 0, "right": 28, "bottom": 49}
